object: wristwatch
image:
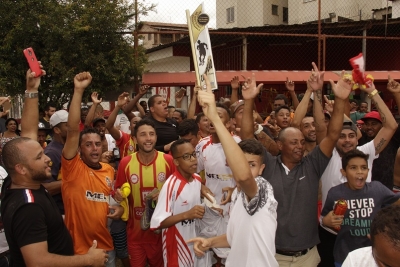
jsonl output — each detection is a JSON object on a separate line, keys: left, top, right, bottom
{"left": 24, "top": 91, "right": 39, "bottom": 98}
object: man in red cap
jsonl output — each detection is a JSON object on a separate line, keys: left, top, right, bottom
{"left": 358, "top": 108, "right": 400, "bottom": 191}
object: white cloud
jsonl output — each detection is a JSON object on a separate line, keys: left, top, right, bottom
{"left": 140, "top": 0, "right": 217, "bottom": 28}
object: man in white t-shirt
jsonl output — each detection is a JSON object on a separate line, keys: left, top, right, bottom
{"left": 342, "top": 205, "right": 400, "bottom": 267}
{"left": 318, "top": 82, "right": 398, "bottom": 266}
{"left": 196, "top": 103, "right": 240, "bottom": 217}
{"left": 187, "top": 75, "right": 278, "bottom": 267}
{"left": 150, "top": 139, "right": 204, "bottom": 267}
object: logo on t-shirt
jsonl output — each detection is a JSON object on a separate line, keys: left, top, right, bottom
{"left": 129, "top": 145, "right": 134, "bottom": 152}
{"left": 85, "top": 190, "right": 108, "bottom": 202}
{"left": 158, "top": 172, "right": 166, "bottom": 183}
{"left": 130, "top": 174, "right": 139, "bottom": 184}
{"left": 105, "top": 177, "right": 112, "bottom": 187}
{"left": 182, "top": 200, "right": 188, "bottom": 206}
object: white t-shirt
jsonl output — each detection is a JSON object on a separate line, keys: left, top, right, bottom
{"left": 105, "top": 134, "right": 116, "bottom": 151}
{"left": 0, "top": 166, "right": 9, "bottom": 253}
{"left": 196, "top": 135, "right": 241, "bottom": 216}
{"left": 226, "top": 176, "right": 278, "bottom": 267}
{"left": 114, "top": 113, "right": 131, "bottom": 134}
{"left": 150, "top": 172, "right": 202, "bottom": 267}
{"left": 321, "top": 141, "right": 378, "bottom": 208}
{"left": 342, "top": 246, "right": 377, "bottom": 267}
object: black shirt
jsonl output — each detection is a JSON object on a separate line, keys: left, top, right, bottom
{"left": 358, "top": 126, "right": 400, "bottom": 189}
{"left": 147, "top": 116, "right": 179, "bottom": 153}
{"left": 1, "top": 183, "right": 73, "bottom": 266}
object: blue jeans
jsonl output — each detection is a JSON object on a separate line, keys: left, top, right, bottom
{"left": 334, "top": 262, "right": 342, "bottom": 267}
{"left": 106, "top": 250, "right": 116, "bottom": 267}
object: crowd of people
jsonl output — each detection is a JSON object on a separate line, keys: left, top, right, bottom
{"left": 0, "top": 60, "right": 400, "bottom": 267}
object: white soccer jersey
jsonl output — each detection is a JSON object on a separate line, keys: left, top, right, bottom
{"left": 226, "top": 176, "right": 279, "bottom": 267}
{"left": 150, "top": 171, "right": 202, "bottom": 267}
{"left": 195, "top": 135, "right": 241, "bottom": 215}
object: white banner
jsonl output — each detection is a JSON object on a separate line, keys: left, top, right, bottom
{"left": 186, "top": 3, "right": 218, "bottom": 90}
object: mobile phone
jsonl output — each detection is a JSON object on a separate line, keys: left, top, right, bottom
{"left": 23, "top": 47, "right": 42, "bottom": 77}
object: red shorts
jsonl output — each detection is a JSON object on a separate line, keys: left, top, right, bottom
{"left": 128, "top": 242, "right": 163, "bottom": 267}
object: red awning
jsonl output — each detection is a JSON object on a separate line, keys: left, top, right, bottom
{"left": 142, "top": 70, "right": 400, "bottom": 86}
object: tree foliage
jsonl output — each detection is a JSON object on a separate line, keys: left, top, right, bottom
{"left": 0, "top": 0, "right": 156, "bottom": 109}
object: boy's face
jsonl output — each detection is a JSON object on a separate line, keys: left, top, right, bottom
{"left": 244, "top": 153, "right": 265, "bottom": 178}
{"left": 173, "top": 143, "right": 197, "bottom": 177}
{"left": 373, "top": 233, "right": 400, "bottom": 267}
{"left": 341, "top": 157, "right": 369, "bottom": 190}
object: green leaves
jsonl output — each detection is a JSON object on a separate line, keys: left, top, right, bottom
{"left": 0, "top": 0, "right": 153, "bottom": 109}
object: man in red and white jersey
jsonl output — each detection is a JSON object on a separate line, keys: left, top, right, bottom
{"left": 150, "top": 139, "right": 204, "bottom": 267}
{"left": 195, "top": 103, "right": 240, "bottom": 217}
{"left": 115, "top": 119, "right": 175, "bottom": 267}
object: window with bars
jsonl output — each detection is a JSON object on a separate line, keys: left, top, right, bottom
{"left": 227, "top": 7, "right": 235, "bottom": 23}
{"left": 272, "top": 5, "right": 278, "bottom": 16}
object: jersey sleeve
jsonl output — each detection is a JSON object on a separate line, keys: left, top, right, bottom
{"left": 195, "top": 142, "right": 204, "bottom": 173}
{"left": 61, "top": 154, "right": 80, "bottom": 182}
{"left": 150, "top": 178, "right": 173, "bottom": 230}
{"left": 163, "top": 154, "right": 176, "bottom": 177}
{"left": 376, "top": 181, "right": 400, "bottom": 206}
{"left": 115, "top": 156, "right": 131, "bottom": 189}
{"left": 12, "top": 204, "right": 47, "bottom": 248}
{"left": 321, "top": 187, "right": 336, "bottom": 217}
{"left": 115, "top": 131, "right": 126, "bottom": 146}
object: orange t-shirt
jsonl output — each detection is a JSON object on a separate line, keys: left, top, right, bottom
{"left": 115, "top": 151, "right": 175, "bottom": 244}
{"left": 61, "top": 154, "right": 114, "bottom": 254}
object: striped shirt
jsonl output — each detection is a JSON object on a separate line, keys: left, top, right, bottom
{"left": 150, "top": 171, "right": 202, "bottom": 267}
{"left": 115, "top": 151, "right": 175, "bottom": 244}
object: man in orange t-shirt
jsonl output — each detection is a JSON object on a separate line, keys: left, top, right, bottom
{"left": 115, "top": 119, "right": 175, "bottom": 267}
{"left": 61, "top": 72, "right": 123, "bottom": 266}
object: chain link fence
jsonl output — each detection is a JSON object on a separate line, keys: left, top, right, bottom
{"left": 138, "top": 0, "right": 400, "bottom": 115}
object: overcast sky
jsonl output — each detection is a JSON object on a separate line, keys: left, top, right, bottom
{"left": 141, "top": 0, "right": 217, "bottom": 28}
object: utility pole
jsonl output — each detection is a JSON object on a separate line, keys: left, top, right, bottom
{"left": 133, "top": 0, "right": 139, "bottom": 93}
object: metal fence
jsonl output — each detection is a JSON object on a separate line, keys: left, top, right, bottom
{"left": 136, "top": 0, "right": 400, "bottom": 114}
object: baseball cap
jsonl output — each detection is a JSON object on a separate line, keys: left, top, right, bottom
{"left": 230, "top": 100, "right": 244, "bottom": 116}
{"left": 342, "top": 119, "right": 357, "bottom": 134}
{"left": 92, "top": 117, "right": 106, "bottom": 126}
{"left": 38, "top": 122, "right": 51, "bottom": 132}
{"left": 50, "top": 110, "right": 69, "bottom": 128}
{"left": 356, "top": 120, "right": 364, "bottom": 125}
{"left": 361, "top": 111, "right": 382, "bottom": 123}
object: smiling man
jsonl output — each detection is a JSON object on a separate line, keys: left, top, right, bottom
{"left": 114, "top": 119, "right": 175, "bottom": 267}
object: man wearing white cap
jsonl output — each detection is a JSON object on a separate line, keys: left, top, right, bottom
{"left": 42, "top": 110, "right": 69, "bottom": 215}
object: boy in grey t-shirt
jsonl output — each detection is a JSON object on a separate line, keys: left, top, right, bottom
{"left": 321, "top": 149, "right": 400, "bottom": 266}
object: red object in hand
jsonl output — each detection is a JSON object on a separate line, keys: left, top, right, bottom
{"left": 333, "top": 199, "right": 347, "bottom": 231}
{"left": 350, "top": 53, "right": 366, "bottom": 85}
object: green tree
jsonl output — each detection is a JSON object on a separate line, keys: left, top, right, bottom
{"left": 0, "top": 0, "right": 155, "bottom": 109}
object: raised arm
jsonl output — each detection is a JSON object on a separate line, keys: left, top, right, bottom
{"left": 122, "top": 85, "right": 148, "bottom": 120}
{"left": 187, "top": 86, "right": 200, "bottom": 119}
{"left": 319, "top": 71, "right": 352, "bottom": 157}
{"left": 85, "top": 92, "right": 102, "bottom": 126}
{"left": 198, "top": 74, "right": 257, "bottom": 199}
{"left": 230, "top": 76, "right": 240, "bottom": 104}
{"left": 286, "top": 78, "right": 299, "bottom": 110}
{"left": 240, "top": 75, "right": 264, "bottom": 140}
{"left": 365, "top": 81, "right": 398, "bottom": 155}
{"left": 291, "top": 85, "right": 313, "bottom": 128}
{"left": 136, "top": 101, "right": 145, "bottom": 117}
{"left": 62, "top": 72, "right": 92, "bottom": 160}
{"left": 308, "top": 63, "right": 327, "bottom": 144}
{"left": 22, "top": 64, "right": 46, "bottom": 139}
{"left": 105, "top": 92, "right": 129, "bottom": 140}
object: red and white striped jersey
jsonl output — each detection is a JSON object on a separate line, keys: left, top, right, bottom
{"left": 150, "top": 171, "right": 202, "bottom": 267}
